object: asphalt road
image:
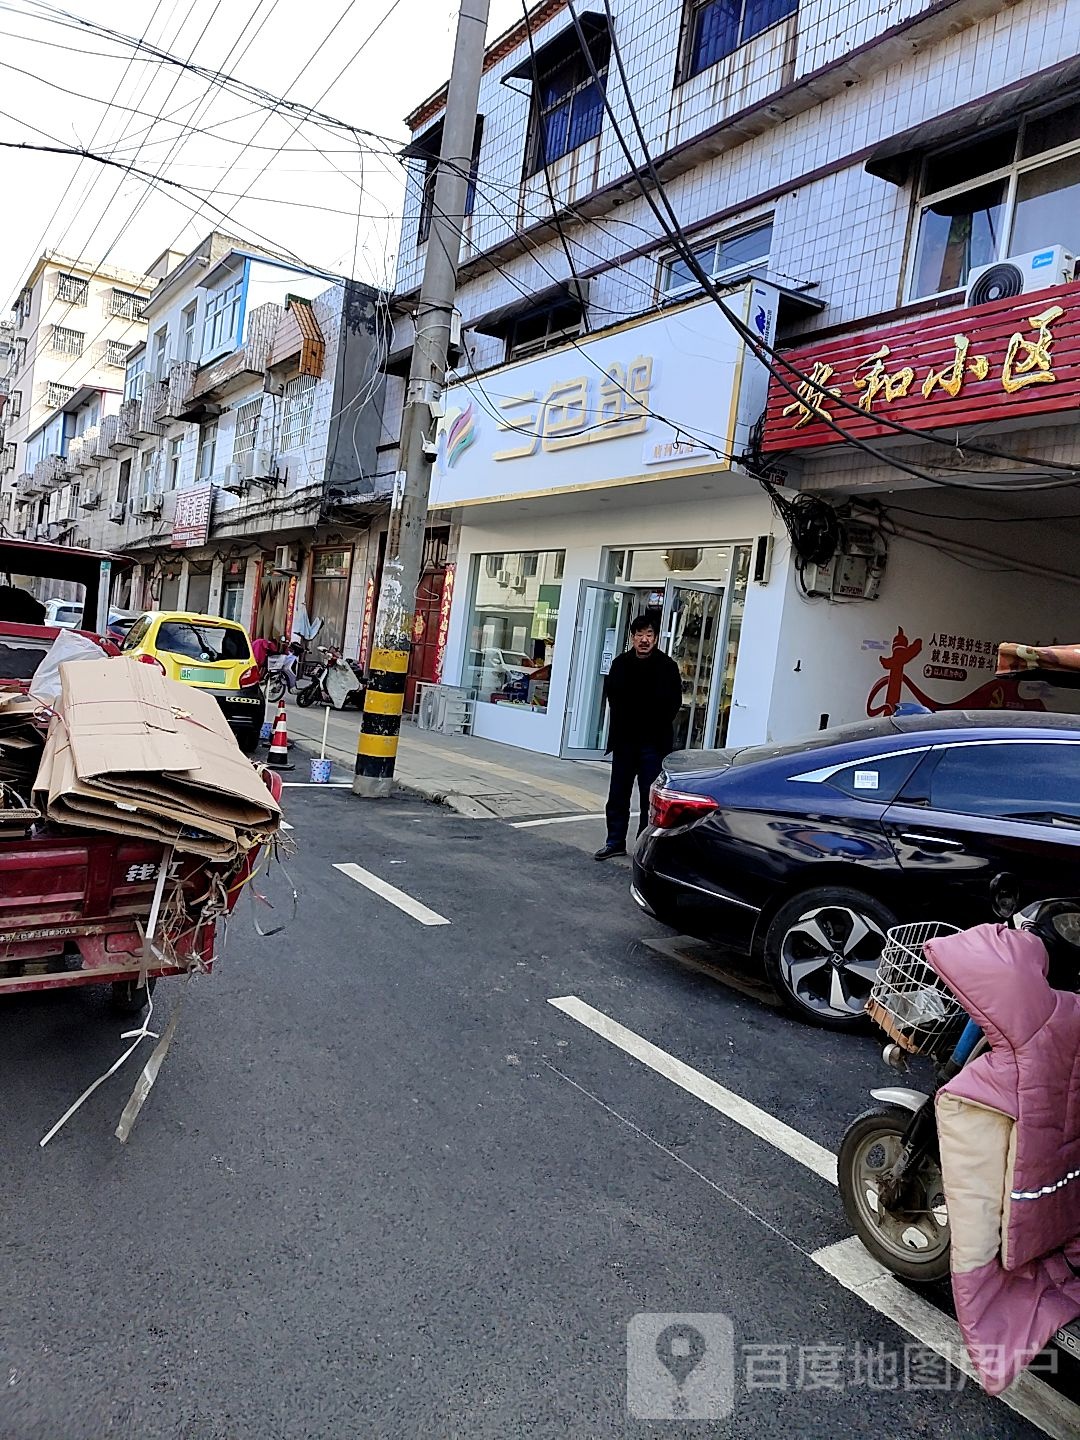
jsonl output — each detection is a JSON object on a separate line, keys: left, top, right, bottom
{"left": 1, "top": 786, "right": 1076, "bottom": 1439}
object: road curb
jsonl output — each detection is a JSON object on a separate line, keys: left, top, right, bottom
{"left": 288, "top": 734, "right": 499, "bottom": 815}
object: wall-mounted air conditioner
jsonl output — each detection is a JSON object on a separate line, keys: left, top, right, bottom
{"left": 107, "top": 501, "right": 125, "bottom": 523}
{"left": 965, "top": 246, "right": 1076, "bottom": 307}
{"left": 79, "top": 487, "right": 101, "bottom": 510}
{"left": 252, "top": 447, "right": 276, "bottom": 483}
{"left": 273, "top": 543, "right": 297, "bottom": 573}
{"left": 222, "top": 462, "right": 247, "bottom": 495}
{"left": 140, "top": 491, "right": 163, "bottom": 517}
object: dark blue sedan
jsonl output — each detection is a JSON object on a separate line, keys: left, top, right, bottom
{"left": 631, "top": 711, "right": 1080, "bottom": 1029}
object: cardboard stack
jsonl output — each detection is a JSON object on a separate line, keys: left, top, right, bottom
{"left": 0, "top": 692, "right": 45, "bottom": 834}
{"left": 32, "top": 658, "right": 280, "bottom": 858}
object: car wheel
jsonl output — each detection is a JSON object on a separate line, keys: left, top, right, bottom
{"left": 763, "top": 886, "right": 895, "bottom": 1030}
{"left": 236, "top": 726, "right": 261, "bottom": 755}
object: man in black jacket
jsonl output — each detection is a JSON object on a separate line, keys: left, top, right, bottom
{"left": 594, "top": 613, "right": 683, "bottom": 861}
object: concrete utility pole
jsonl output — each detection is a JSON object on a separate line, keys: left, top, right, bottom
{"left": 353, "top": 0, "right": 490, "bottom": 798}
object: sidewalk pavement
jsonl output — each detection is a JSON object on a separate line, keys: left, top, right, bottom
{"left": 283, "top": 700, "right": 613, "bottom": 824}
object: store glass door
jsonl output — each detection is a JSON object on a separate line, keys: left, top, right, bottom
{"left": 660, "top": 581, "right": 735, "bottom": 752}
{"left": 561, "top": 580, "right": 638, "bottom": 758}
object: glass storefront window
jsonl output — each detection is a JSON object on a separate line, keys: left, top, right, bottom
{"left": 464, "top": 550, "right": 564, "bottom": 712}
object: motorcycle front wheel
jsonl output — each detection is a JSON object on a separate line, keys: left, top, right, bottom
{"left": 295, "top": 680, "right": 320, "bottom": 708}
{"left": 838, "top": 1105, "right": 951, "bottom": 1283}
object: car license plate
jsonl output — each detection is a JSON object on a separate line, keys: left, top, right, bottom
{"left": 180, "top": 666, "right": 223, "bottom": 684}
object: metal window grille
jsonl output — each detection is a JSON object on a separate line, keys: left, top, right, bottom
{"left": 110, "top": 290, "right": 147, "bottom": 321}
{"left": 233, "top": 397, "right": 262, "bottom": 461}
{"left": 56, "top": 273, "right": 89, "bottom": 305}
{"left": 279, "top": 374, "right": 316, "bottom": 451}
{"left": 46, "top": 382, "right": 76, "bottom": 408}
{"left": 50, "top": 325, "right": 84, "bottom": 357}
{"left": 106, "top": 339, "right": 130, "bottom": 368}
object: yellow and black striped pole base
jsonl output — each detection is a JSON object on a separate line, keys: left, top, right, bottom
{"left": 352, "top": 646, "right": 408, "bottom": 797}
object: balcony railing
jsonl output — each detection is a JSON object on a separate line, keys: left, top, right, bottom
{"left": 112, "top": 398, "right": 139, "bottom": 450}
{"left": 132, "top": 383, "right": 164, "bottom": 438}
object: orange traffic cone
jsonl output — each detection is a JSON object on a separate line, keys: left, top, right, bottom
{"left": 265, "top": 698, "right": 295, "bottom": 770}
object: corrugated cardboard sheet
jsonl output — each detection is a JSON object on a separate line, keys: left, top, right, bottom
{"left": 33, "top": 658, "right": 280, "bottom": 858}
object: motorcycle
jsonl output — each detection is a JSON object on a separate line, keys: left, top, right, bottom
{"left": 295, "top": 645, "right": 365, "bottom": 710}
{"left": 838, "top": 897, "right": 1080, "bottom": 1361}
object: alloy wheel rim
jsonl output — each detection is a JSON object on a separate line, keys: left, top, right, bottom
{"left": 779, "top": 904, "right": 887, "bottom": 1018}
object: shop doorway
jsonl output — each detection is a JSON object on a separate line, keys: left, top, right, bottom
{"left": 561, "top": 577, "right": 737, "bottom": 759}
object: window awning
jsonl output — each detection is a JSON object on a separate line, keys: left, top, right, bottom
{"left": 865, "top": 55, "right": 1080, "bottom": 184}
{"left": 470, "top": 278, "right": 590, "bottom": 337}
{"left": 501, "top": 9, "right": 606, "bottom": 84}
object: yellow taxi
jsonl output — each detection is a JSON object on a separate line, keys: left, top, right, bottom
{"left": 120, "top": 611, "right": 266, "bottom": 752}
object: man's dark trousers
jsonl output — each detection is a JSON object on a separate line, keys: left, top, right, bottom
{"left": 605, "top": 743, "right": 664, "bottom": 850}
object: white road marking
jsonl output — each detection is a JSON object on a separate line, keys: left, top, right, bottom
{"left": 547, "top": 995, "right": 837, "bottom": 1184}
{"left": 333, "top": 862, "right": 450, "bottom": 926}
{"left": 813, "top": 1238, "right": 1080, "bottom": 1440}
{"left": 511, "top": 812, "right": 606, "bottom": 828}
{"left": 549, "top": 994, "right": 1077, "bottom": 1437}
{"left": 280, "top": 820, "right": 293, "bottom": 832}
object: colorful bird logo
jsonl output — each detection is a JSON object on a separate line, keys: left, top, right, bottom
{"left": 439, "top": 402, "right": 477, "bottom": 469}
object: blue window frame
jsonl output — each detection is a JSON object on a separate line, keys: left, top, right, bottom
{"left": 684, "top": 0, "right": 798, "bottom": 80}
{"left": 527, "top": 31, "right": 610, "bottom": 175}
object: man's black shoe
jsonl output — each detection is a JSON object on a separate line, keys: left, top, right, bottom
{"left": 594, "top": 843, "right": 627, "bottom": 861}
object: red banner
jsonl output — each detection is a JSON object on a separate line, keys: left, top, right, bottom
{"left": 433, "top": 562, "right": 455, "bottom": 684}
{"left": 762, "top": 279, "right": 1080, "bottom": 453}
{"left": 358, "top": 574, "right": 376, "bottom": 667}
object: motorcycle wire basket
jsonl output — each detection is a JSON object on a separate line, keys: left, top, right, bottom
{"left": 866, "top": 921, "right": 967, "bottom": 1059}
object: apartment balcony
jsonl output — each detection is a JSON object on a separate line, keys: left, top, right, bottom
{"left": 34, "top": 456, "right": 66, "bottom": 492}
{"left": 131, "top": 385, "right": 164, "bottom": 439}
{"left": 15, "top": 471, "right": 39, "bottom": 500}
{"left": 157, "top": 360, "right": 197, "bottom": 421}
{"left": 95, "top": 415, "right": 117, "bottom": 458}
{"left": 64, "top": 437, "right": 83, "bottom": 474}
{"left": 112, "top": 398, "right": 139, "bottom": 450}
{"left": 175, "top": 302, "right": 282, "bottom": 420}
{"left": 76, "top": 427, "right": 101, "bottom": 468}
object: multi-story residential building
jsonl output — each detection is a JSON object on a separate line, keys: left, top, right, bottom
{"left": 1, "top": 251, "right": 153, "bottom": 536}
{"left": 39, "top": 233, "right": 391, "bottom": 649}
{"left": 385, "top": 0, "right": 1079, "bottom": 760}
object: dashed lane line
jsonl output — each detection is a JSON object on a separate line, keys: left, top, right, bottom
{"left": 333, "top": 862, "right": 450, "bottom": 926}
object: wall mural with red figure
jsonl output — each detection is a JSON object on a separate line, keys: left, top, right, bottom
{"left": 867, "top": 627, "right": 1045, "bottom": 717}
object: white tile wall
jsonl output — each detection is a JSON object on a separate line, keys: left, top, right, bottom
{"left": 395, "top": 0, "right": 1073, "bottom": 355}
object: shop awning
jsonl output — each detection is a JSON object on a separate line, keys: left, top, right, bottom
{"left": 866, "top": 55, "right": 1080, "bottom": 184}
{"left": 997, "top": 641, "right": 1080, "bottom": 689}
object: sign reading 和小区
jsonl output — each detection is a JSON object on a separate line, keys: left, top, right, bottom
{"left": 762, "top": 280, "right": 1080, "bottom": 452}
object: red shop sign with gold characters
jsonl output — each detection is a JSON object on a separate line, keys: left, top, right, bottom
{"left": 762, "top": 279, "right": 1080, "bottom": 452}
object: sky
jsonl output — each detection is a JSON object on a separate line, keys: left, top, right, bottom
{"left": 0, "top": 0, "right": 523, "bottom": 306}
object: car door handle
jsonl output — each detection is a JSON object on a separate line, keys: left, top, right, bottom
{"left": 898, "top": 832, "right": 964, "bottom": 851}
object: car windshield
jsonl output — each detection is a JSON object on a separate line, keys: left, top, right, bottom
{"left": 155, "top": 621, "right": 250, "bottom": 663}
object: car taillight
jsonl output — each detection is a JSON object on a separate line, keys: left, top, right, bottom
{"left": 238, "top": 665, "right": 261, "bottom": 688}
{"left": 136, "top": 654, "right": 165, "bottom": 674}
{"left": 648, "top": 785, "right": 719, "bottom": 830}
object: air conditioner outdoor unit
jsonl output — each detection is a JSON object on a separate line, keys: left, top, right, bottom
{"left": 107, "top": 501, "right": 125, "bottom": 523}
{"left": 252, "top": 447, "right": 276, "bottom": 482}
{"left": 509, "top": 573, "right": 525, "bottom": 591}
{"left": 273, "top": 543, "right": 297, "bottom": 573}
{"left": 965, "top": 245, "right": 1075, "bottom": 307}
{"left": 140, "top": 491, "right": 163, "bottom": 516}
{"left": 79, "top": 487, "right": 101, "bottom": 510}
{"left": 222, "top": 462, "right": 247, "bottom": 495}
{"left": 496, "top": 569, "right": 511, "bottom": 586}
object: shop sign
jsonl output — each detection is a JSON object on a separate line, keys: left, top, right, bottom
{"left": 171, "top": 485, "right": 213, "bottom": 548}
{"left": 763, "top": 279, "right": 1080, "bottom": 453}
{"left": 432, "top": 286, "right": 769, "bottom": 505}
{"left": 433, "top": 563, "right": 455, "bottom": 683}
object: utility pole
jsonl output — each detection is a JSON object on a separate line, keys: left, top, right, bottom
{"left": 353, "top": 0, "right": 490, "bottom": 798}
